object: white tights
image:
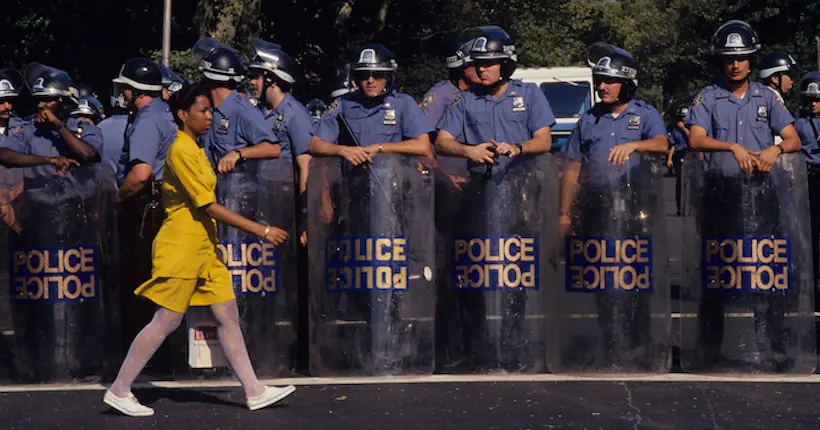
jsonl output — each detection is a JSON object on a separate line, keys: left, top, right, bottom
{"left": 109, "top": 300, "right": 265, "bottom": 398}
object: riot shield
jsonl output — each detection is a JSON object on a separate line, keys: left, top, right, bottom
{"left": 547, "top": 152, "right": 670, "bottom": 374}
{"left": 0, "top": 163, "right": 119, "bottom": 383}
{"left": 307, "top": 154, "right": 435, "bottom": 376}
{"left": 679, "top": 152, "right": 815, "bottom": 374}
{"left": 435, "top": 154, "right": 558, "bottom": 373}
{"left": 188, "top": 159, "right": 298, "bottom": 377}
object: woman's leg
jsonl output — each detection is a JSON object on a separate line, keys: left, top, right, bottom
{"left": 109, "top": 307, "right": 183, "bottom": 397}
{"left": 210, "top": 300, "right": 265, "bottom": 397}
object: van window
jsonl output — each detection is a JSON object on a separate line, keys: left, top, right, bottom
{"left": 540, "top": 81, "right": 591, "bottom": 118}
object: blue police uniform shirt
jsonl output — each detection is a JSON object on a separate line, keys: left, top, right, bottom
{"left": 420, "top": 80, "right": 461, "bottom": 126}
{"left": 314, "top": 90, "right": 433, "bottom": 148}
{"left": 263, "top": 93, "right": 313, "bottom": 162}
{"left": 667, "top": 125, "right": 689, "bottom": 152}
{"left": 98, "top": 114, "right": 128, "bottom": 183}
{"left": 123, "top": 99, "right": 176, "bottom": 181}
{"left": 437, "top": 79, "right": 556, "bottom": 176}
{"left": 686, "top": 81, "right": 794, "bottom": 176}
{"left": 795, "top": 116, "right": 820, "bottom": 165}
{"left": 205, "top": 90, "right": 278, "bottom": 165}
{"left": 0, "top": 115, "right": 27, "bottom": 188}
{"left": 0, "top": 115, "right": 27, "bottom": 145}
{"left": 564, "top": 99, "right": 666, "bottom": 189}
{"left": 1, "top": 120, "right": 103, "bottom": 180}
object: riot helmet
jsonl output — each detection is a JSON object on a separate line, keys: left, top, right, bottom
{"left": 676, "top": 105, "right": 690, "bottom": 121}
{"left": 711, "top": 20, "right": 760, "bottom": 57}
{"left": 800, "top": 72, "right": 820, "bottom": 99}
{"left": 159, "top": 65, "right": 186, "bottom": 94}
{"left": 24, "top": 63, "right": 79, "bottom": 103}
{"left": 349, "top": 44, "right": 398, "bottom": 96}
{"left": 330, "top": 67, "right": 352, "bottom": 99}
{"left": 445, "top": 35, "right": 477, "bottom": 69}
{"left": 588, "top": 42, "right": 638, "bottom": 102}
{"left": 467, "top": 26, "right": 518, "bottom": 81}
{"left": 306, "top": 98, "right": 327, "bottom": 122}
{"left": 194, "top": 38, "right": 245, "bottom": 84}
{"left": 112, "top": 58, "right": 163, "bottom": 93}
{"left": 70, "top": 95, "right": 105, "bottom": 123}
{"left": 249, "top": 38, "right": 297, "bottom": 86}
{"left": 759, "top": 52, "right": 801, "bottom": 80}
{"left": 0, "top": 68, "right": 24, "bottom": 99}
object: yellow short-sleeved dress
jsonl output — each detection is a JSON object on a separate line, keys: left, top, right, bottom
{"left": 133, "top": 130, "right": 234, "bottom": 313}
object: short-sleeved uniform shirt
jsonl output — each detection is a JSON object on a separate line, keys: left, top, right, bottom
{"left": 796, "top": 115, "right": 820, "bottom": 165}
{"left": 0, "top": 115, "right": 27, "bottom": 190}
{"left": 122, "top": 99, "right": 177, "bottom": 181}
{"left": 1, "top": 121, "right": 103, "bottom": 179}
{"left": 97, "top": 114, "right": 129, "bottom": 183}
{"left": 686, "top": 81, "right": 794, "bottom": 176}
{"left": 314, "top": 90, "right": 433, "bottom": 148}
{"left": 438, "top": 79, "right": 556, "bottom": 176}
{"left": 420, "top": 80, "right": 461, "bottom": 127}
{"left": 204, "top": 90, "right": 278, "bottom": 166}
{"left": 134, "top": 130, "right": 233, "bottom": 313}
{"left": 667, "top": 125, "right": 689, "bottom": 152}
{"left": 564, "top": 100, "right": 666, "bottom": 189}
{"left": 263, "top": 93, "right": 313, "bottom": 162}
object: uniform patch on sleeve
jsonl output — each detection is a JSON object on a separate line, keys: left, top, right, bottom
{"left": 448, "top": 93, "right": 462, "bottom": 110}
{"left": 323, "top": 100, "right": 340, "bottom": 117}
{"left": 692, "top": 93, "right": 705, "bottom": 108}
{"left": 419, "top": 93, "right": 436, "bottom": 109}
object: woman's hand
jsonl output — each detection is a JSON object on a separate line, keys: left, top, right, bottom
{"left": 260, "top": 225, "right": 288, "bottom": 246}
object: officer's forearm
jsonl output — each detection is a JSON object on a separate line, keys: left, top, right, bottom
{"left": 778, "top": 125, "right": 801, "bottom": 154}
{"left": 632, "top": 135, "right": 668, "bottom": 154}
{"left": 435, "top": 136, "right": 469, "bottom": 157}
{"left": 116, "top": 164, "right": 152, "bottom": 203}
{"left": 520, "top": 134, "right": 551, "bottom": 154}
{"left": 688, "top": 134, "right": 735, "bottom": 152}
{"left": 0, "top": 148, "right": 52, "bottom": 168}
{"left": 559, "top": 160, "right": 581, "bottom": 214}
{"left": 241, "top": 141, "right": 280, "bottom": 160}
{"left": 309, "top": 136, "right": 343, "bottom": 157}
{"left": 379, "top": 136, "right": 434, "bottom": 158}
{"left": 57, "top": 126, "right": 100, "bottom": 163}
{"left": 296, "top": 153, "right": 311, "bottom": 194}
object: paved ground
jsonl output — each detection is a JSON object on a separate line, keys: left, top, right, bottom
{"left": 2, "top": 377, "right": 819, "bottom": 430}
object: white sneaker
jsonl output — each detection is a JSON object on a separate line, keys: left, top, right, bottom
{"left": 103, "top": 390, "right": 155, "bottom": 417}
{"left": 246, "top": 385, "right": 296, "bottom": 411}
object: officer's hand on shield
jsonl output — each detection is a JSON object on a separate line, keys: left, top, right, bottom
{"left": 217, "top": 151, "right": 241, "bottom": 174}
{"left": 47, "top": 156, "right": 79, "bottom": 174}
{"left": 559, "top": 212, "right": 572, "bottom": 237}
{"left": 339, "top": 145, "right": 372, "bottom": 166}
{"left": 320, "top": 190, "right": 334, "bottom": 224}
{"left": 261, "top": 225, "right": 288, "bottom": 246}
{"left": 608, "top": 142, "right": 637, "bottom": 166}
{"left": 729, "top": 143, "right": 756, "bottom": 175}
{"left": 467, "top": 142, "right": 496, "bottom": 164}
{"left": 751, "top": 146, "right": 780, "bottom": 173}
{"left": 491, "top": 139, "right": 522, "bottom": 158}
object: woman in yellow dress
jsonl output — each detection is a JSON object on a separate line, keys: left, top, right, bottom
{"left": 103, "top": 83, "right": 295, "bottom": 417}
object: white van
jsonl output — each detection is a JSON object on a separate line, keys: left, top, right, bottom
{"left": 511, "top": 67, "right": 596, "bottom": 151}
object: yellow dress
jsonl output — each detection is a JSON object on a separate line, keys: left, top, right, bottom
{"left": 134, "top": 130, "right": 234, "bottom": 313}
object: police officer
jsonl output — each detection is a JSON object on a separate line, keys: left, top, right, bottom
{"left": 306, "top": 99, "right": 327, "bottom": 123}
{"left": 0, "top": 64, "right": 100, "bottom": 169}
{"left": 759, "top": 51, "right": 801, "bottom": 105}
{"left": 436, "top": 26, "right": 554, "bottom": 176}
{"left": 68, "top": 95, "right": 105, "bottom": 127}
{"left": 0, "top": 65, "right": 102, "bottom": 381}
{"left": 420, "top": 34, "right": 481, "bottom": 126}
{"left": 97, "top": 94, "right": 129, "bottom": 183}
{"left": 196, "top": 41, "right": 280, "bottom": 173}
{"left": 436, "top": 26, "right": 555, "bottom": 371}
{"left": 794, "top": 72, "right": 820, "bottom": 307}
{"left": 560, "top": 43, "right": 667, "bottom": 367}
{"left": 0, "top": 68, "right": 26, "bottom": 232}
{"left": 666, "top": 105, "right": 690, "bottom": 216}
{"left": 158, "top": 65, "right": 187, "bottom": 102}
{"left": 310, "top": 44, "right": 433, "bottom": 161}
{"left": 111, "top": 58, "right": 177, "bottom": 352}
{"left": 687, "top": 20, "right": 800, "bottom": 369}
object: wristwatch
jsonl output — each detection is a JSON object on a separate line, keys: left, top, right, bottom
{"left": 234, "top": 149, "right": 246, "bottom": 164}
{"left": 378, "top": 144, "right": 384, "bottom": 153}
{"left": 514, "top": 143, "right": 524, "bottom": 156}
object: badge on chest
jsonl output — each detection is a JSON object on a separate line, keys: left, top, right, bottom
{"left": 383, "top": 103, "right": 397, "bottom": 125}
{"left": 273, "top": 114, "right": 284, "bottom": 131}
{"left": 512, "top": 96, "right": 526, "bottom": 112}
{"left": 757, "top": 105, "right": 768, "bottom": 122}
{"left": 217, "top": 119, "right": 230, "bottom": 135}
{"left": 628, "top": 115, "right": 641, "bottom": 130}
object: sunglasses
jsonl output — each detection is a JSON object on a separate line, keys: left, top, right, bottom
{"left": 353, "top": 71, "right": 392, "bottom": 81}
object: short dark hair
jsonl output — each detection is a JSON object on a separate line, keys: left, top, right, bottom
{"left": 169, "top": 83, "right": 212, "bottom": 128}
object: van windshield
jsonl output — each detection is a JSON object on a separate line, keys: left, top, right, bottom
{"left": 540, "top": 81, "right": 591, "bottom": 118}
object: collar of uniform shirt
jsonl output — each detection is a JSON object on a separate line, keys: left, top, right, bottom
{"left": 214, "top": 89, "right": 242, "bottom": 116}
{"left": 265, "top": 92, "right": 292, "bottom": 119}
{"left": 478, "top": 80, "right": 519, "bottom": 101}
{"left": 713, "top": 82, "right": 760, "bottom": 100}
{"left": 350, "top": 91, "right": 395, "bottom": 110}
